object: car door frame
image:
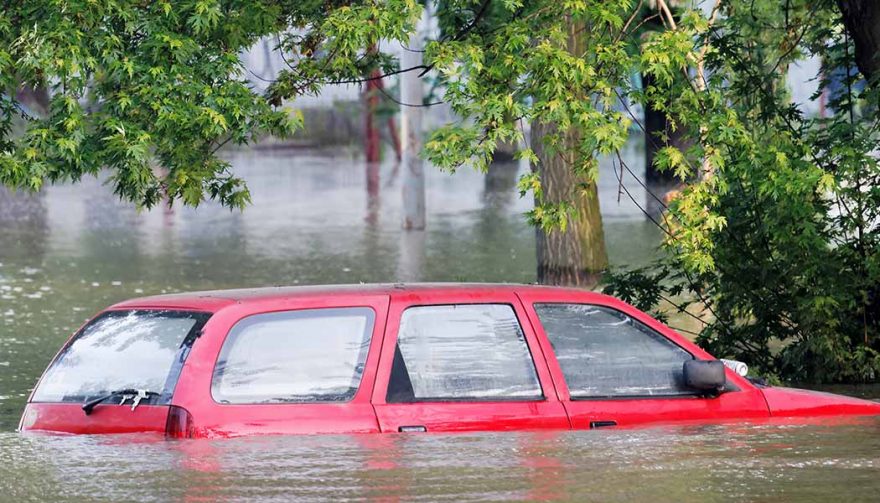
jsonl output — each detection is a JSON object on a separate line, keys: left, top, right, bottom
{"left": 172, "top": 294, "right": 390, "bottom": 438}
{"left": 516, "top": 289, "right": 770, "bottom": 429}
{"left": 370, "top": 288, "right": 571, "bottom": 433}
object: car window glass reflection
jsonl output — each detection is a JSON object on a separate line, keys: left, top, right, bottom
{"left": 389, "top": 304, "right": 543, "bottom": 402}
{"left": 212, "top": 308, "right": 374, "bottom": 404}
{"left": 535, "top": 304, "right": 694, "bottom": 398}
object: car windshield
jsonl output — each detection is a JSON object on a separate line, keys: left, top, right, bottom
{"left": 31, "top": 310, "right": 209, "bottom": 404}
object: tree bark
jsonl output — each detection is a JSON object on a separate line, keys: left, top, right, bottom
{"left": 532, "top": 16, "right": 608, "bottom": 287}
{"left": 533, "top": 121, "right": 608, "bottom": 287}
{"left": 838, "top": 0, "right": 880, "bottom": 84}
{"left": 364, "top": 51, "right": 382, "bottom": 169}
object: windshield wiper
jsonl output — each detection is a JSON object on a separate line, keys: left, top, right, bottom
{"left": 82, "top": 389, "right": 159, "bottom": 415}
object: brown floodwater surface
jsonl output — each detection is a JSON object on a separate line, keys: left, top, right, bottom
{"left": 5, "top": 420, "right": 880, "bottom": 501}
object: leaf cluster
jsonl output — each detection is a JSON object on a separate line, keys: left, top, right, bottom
{"left": 614, "top": 0, "right": 880, "bottom": 383}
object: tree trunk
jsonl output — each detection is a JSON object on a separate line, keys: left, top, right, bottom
{"left": 365, "top": 67, "right": 382, "bottom": 210}
{"left": 838, "top": 0, "right": 880, "bottom": 84}
{"left": 533, "top": 120, "right": 608, "bottom": 287}
{"left": 533, "top": 16, "right": 608, "bottom": 287}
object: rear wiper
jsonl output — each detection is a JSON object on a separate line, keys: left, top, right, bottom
{"left": 82, "top": 389, "right": 159, "bottom": 415}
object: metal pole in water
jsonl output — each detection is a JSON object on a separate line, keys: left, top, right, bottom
{"left": 400, "top": 21, "right": 426, "bottom": 230}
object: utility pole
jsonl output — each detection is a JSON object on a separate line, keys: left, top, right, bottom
{"left": 400, "top": 25, "right": 426, "bottom": 230}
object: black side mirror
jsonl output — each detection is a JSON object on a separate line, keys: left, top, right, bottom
{"left": 683, "top": 360, "right": 726, "bottom": 393}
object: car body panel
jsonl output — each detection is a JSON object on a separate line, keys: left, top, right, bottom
{"left": 371, "top": 288, "right": 570, "bottom": 433}
{"left": 170, "top": 294, "right": 390, "bottom": 438}
{"left": 20, "top": 403, "right": 169, "bottom": 434}
{"left": 761, "top": 387, "right": 880, "bottom": 417}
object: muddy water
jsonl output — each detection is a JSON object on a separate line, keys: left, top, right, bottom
{"left": 5, "top": 420, "right": 880, "bottom": 501}
{"left": 2, "top": 146, "right": 878, "bottom": 501}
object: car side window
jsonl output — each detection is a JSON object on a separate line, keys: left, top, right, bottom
{"left": 387, "top": 304, "right": 543, "bottom": 402}
{"left": 212, "top": 307, "right": 374, "bottom": 404}
{"left": 534, "top": 304, "right": 694, "bottom": 398}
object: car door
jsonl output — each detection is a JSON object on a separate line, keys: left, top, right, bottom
{"left": 518, "top": 290, "right": 770, "bottom": 429}
{"left": 171, "top": 294, "right": 389, "bottom": 437}
{"left": 371, "top": 289, "right": 569, "bottom": 433}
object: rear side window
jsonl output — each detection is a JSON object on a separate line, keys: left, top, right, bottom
{"left": 211, "top": 307, "right": 374, "bottom": 404}
{"left": 387, "top": 304, "right": 543, "bottom": 402}
{"left": 534, "top": 304, "right": 694, "bottom": 398}
{"left": 32, "top": 310, "right": 208, "bottom": 404}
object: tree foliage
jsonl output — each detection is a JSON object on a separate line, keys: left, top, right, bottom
{"left": 423, "top": 0, "right": 640, "bottom": 231}
{"left": 0, "top": 0, "right": 419, "bottom": 208}
{"left": 604, "top": 0, "right": 880, "bottom": 383}
{"left": 2, "top": 0, "right": 880, "bottom": 382}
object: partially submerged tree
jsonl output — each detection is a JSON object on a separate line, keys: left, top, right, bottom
{"left": 423, "top": 2, "right": 640, "bottom": 287}
{"left": 530, "top": 18, "right": 609, "bottom": 286}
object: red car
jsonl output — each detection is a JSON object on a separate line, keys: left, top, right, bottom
{"left": 19, "top": 284, "right": 880, "bottom": 438}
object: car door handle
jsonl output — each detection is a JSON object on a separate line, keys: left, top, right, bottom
{"left": 398, "top": 425, "right": 427, "bottom": 432}
{"left": 589, "top": 420, "right": 617, "bottom": 429}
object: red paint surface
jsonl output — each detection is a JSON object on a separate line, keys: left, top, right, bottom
{"left": 370, "top": 289, "right": 570, "bottom": 433}
{"left": 20, "top": 403, "right": 168, "bottom": 434}
{"left": 20, "top": 284, "right": 880, "bottom": 437}
{"left": 761, "top": 386, "right": 880, "bottom": 417}
{"left": 516, "top": 289, "right": 772, "bottom": 428}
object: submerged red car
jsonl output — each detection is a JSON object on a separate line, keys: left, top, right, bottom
{"left": 19, "top": 284, "right": 880, "bottom": 438}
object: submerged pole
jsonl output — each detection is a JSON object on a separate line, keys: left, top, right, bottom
{"left": 400, "top": 29, "right": 425, "bottom": 230}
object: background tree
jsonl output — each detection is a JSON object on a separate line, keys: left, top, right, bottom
{"left": 0, "top": 1, "right": 420, "bottom": 208}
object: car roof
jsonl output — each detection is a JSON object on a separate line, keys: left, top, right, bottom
{"left": 109, "top": 282, "right": 605, "bottom": 311}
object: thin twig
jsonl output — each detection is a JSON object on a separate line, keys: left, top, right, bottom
{"left": 374, "top": 83, "right": 445, "bottom": 107}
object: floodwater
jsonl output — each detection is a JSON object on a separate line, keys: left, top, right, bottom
{"left": 2, "top": 145, "right": 879, "bottom": 501}
{"left": 5, "top": 420, "right": 880, "bottom": 501}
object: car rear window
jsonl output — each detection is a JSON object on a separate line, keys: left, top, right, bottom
{"left": 31, "top": 310, "right": 209, "bottom": 404}
{"left": 211, "top": 307, "right": 375, "bottom": 404}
